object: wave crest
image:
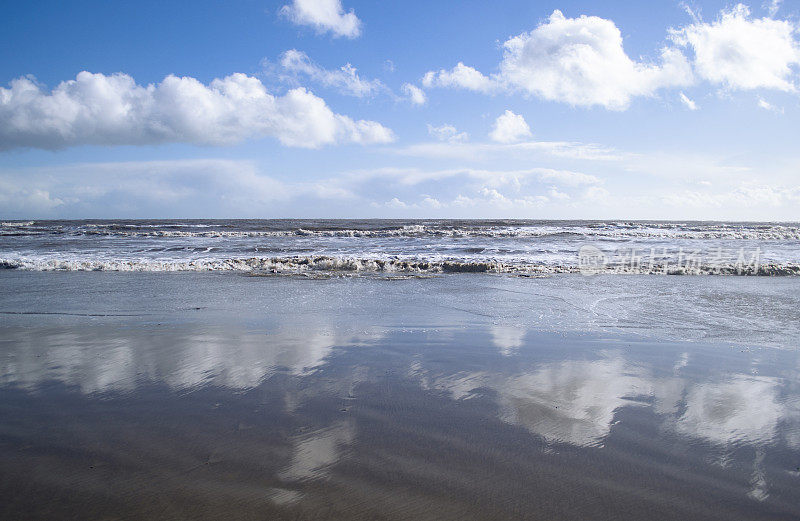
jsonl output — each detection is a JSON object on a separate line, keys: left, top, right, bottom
{"left": 2, "top": 255, "right": 798, "bottom": 276}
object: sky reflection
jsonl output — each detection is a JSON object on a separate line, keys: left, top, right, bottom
{"left": 1, "top": 321, "right": 799, "bottom": 513}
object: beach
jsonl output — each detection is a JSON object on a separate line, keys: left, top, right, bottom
{"left": 1, "top": 268, "right": 799, "bottom": 520}
{"left": 5, "top": 0, "right": 800, "bottom": 517}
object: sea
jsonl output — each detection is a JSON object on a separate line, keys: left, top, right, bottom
{"left": 1, "top": 219, "right": 800, "bottom": 519}
{"left": 2, "top": 219, "right": 799, "bottom": 274}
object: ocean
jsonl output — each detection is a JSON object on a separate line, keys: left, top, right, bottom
{"left": 2, "top": 219, "right": 799, "bottom": 274}
{"left": 1, "top": 220, "right": 799, "bottom": 519}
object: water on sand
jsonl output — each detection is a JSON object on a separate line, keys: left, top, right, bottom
{"left": 1, "top": 272, "right": 799, "bottom": 520}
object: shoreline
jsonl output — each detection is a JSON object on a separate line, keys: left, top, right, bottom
{"left": 2, "top": 270, "right": 798, "bottom": 349}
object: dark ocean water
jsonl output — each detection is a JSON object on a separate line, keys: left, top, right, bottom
{"left": 1, "top": 219, "right": 799, "bottom": 274}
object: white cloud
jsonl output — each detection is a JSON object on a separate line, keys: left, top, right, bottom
{"left": 583, "top": 186, "right": 611, "bottom": 202}
{"left": 422, "top": 6, "right": 800, "bottom": 109}
{"left": 680, "top": 92, "right": 699, "bottom": 110}
{"left": 499, "top": 11, "right": 693, "bottom": 109}
{"left": 662, "top": 182, "right": 800, "bottom": 208}
{"left": 547, "top": 186, "right": 570, "bottom": 201}
{"left": 421, "top": 196, "right": 442, "bottom": 209}
{"left": 757, "top": 97, "right": 784, "bottom": 113}
{"left": 422, "top": 62, "right": 495, "bottom": 93}
{"left": 275, "top": 53, "right": 424, "bottom": 104}
{"left": 0, "top": 159, "right": 363, "bottom": 218}
{"left": 427, "top": 123, "right": 468, "bottom": 143}
{"left": 0, "top": 180, "right": 64, "bottom": 214}
{"left": 401, "top": 83, "right": 427, "bottom": 105}
{"left": 279, "top": 49, "right": 384, "bottom": 97}
{"left": 372, "top": 195, "right": 444, "bottom": 211}
{"left": 385, "top": 197, "right": 408, "bottom": 209}
{"left": 371, "top": 195, "right": 444, "bottom": 211}
{"left": 319, "top": 165, "right": 604, "bottom": 215}
{"left": 670, "top": 4, "right": 800, "bottom": 91}
{"left": 489, "top": 110, "right": 532, "bottom": 143}
{"left": 423, "top": 10, "right": 693, "bottom": 110}
{"left": 445, "top": 189, "right": 550, "bottom": 210}
{"left": 398, "top": 140, "right": 624, "bottom": 162}
{"left": 765, "top": 0, "right": 782, "bottom": 17}
{"left": 351, "top": 166, "right": 601, "bottom": 188}
{"left": 0, "top": 71, "right": 394, "bottom": 150}
{"left": 479, "top": 187, "right": 512, "bottom": 205}
{"left": 279, "top": 0, "right": 361, "bottom": 39}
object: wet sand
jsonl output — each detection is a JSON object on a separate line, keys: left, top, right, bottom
{"left": 1, "top": 272, "right": 799, "bottom": 520}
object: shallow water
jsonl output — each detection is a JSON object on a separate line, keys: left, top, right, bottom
{"left": 0, "top": 272, "right": 799, "bottom": 519}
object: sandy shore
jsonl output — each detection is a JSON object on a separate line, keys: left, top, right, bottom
{"left": 1, "top": 272, "right": 799, "bottom": 520}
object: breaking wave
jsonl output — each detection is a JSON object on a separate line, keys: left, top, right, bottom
{"left": 1, "top": 255, "right": 798, "bottom": 276}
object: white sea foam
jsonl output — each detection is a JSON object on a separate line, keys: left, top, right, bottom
{"left": 1, "top": 255, "right": 798, "bottom": 275}
{"left": 0, "top": 221, "right": 35, "bottom": 227}
{"left": 2, "top": 220, "right": 798, "bottom": 275}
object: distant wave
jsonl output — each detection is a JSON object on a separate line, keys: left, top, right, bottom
{"left": 1, "top": 255, "right": 798, "bottom": 276}
{"left": 3, "top": 223, "right": 800, "bottom": 240}
{"left": 3, "top": 220, "right": 798, "bottom": 275}
{"left": 0, "top": 221, "right": 35, "bottom": 227}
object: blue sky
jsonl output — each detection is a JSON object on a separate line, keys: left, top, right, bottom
{"left": 1, "top": 0, "right": 799, "bottom": 219}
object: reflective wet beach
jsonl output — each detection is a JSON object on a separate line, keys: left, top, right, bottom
{"left": 1, "top": 272, "right": 799, "bottom": 520}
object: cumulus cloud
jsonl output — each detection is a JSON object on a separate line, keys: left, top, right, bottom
{"left": 422, "top": 62, "right": 496, "bottom": 93}
{"left": 679, "top": 92, "right": 698, "bottom": 110}
{"left": 423, "top": 10, "right": 693, "bottom": 110}
{"left": 279, "top": 49, "right": 384, "bottom": 97}
{"left": 0, "top": 71, "right": 394, "bottom": 150}
{"left": 670, "top": 4, "right": 800, "bottom": 91}
{"left": 427, "top": 123, "right": 468, "bottom": 143}
{"left": 384, "top": 197, "right": 408, "bottom": 209}
{"left": 372, "top": 195, "right": 442, "bottom": 211}
{"left": 489, "top": 110, "right": 532, "bottom": 143}
{"left": 499, "top": 11, "right": 693, "bottom": 109}
{"left": 279, "top": 0, "right": 361, "bottom": 38}
{"left": 421, "top": 196, "right": 442, "bottom": 209}
{"left": 401, "top": 83, "right": 427, "bottom": 105}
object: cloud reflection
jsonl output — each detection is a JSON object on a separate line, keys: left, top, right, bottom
{"left": 278, "top": 420, "right": 356, "bottom": 483}
{"left": 416, "top": 354, "right": 651, "bottom": 447}
{"left": 0, "top": 325, "right": 382, "bottom": 393}
{"left": 676, "top": 376, "right": 784, "bottom": 447}
{"left": 490, "top": 325, "right": 526, "bottom": 356}
{"left": 495, "top": 356, "right": 651, "bottom": 447}
{"left": 2, "top": 321, "right": 798, "bottom": 506}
